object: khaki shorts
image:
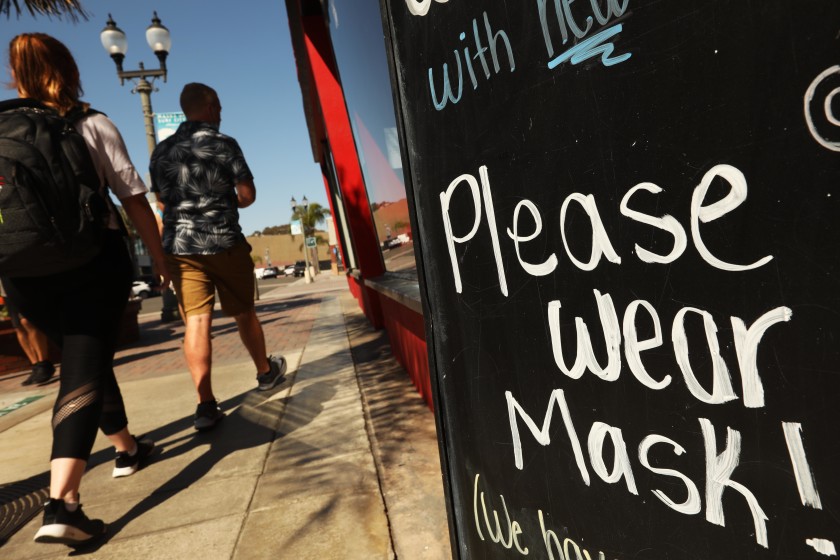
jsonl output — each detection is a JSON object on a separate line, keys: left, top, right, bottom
{"left": 166, "top": 241, "right": 255, "bottom": 318}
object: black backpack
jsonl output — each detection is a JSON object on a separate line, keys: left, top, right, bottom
{"left": 0, "top": 98, "right": 110, "bottom": 277}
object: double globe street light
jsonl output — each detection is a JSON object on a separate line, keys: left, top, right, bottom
{"left": 100, "top": 12, "right": 171, "bottom": 157}
{"left": 100, "top": 12, "right": 179, "bottom": 322}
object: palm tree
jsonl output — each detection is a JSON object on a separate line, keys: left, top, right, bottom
{"left": 291, "top": 201, "right": 330, "bottom": 271}
{"left": 291, "top": 201, "right": 329, "bottom": 232}
{"left": 1, "top": 0, "right": 87, "bottom": 19}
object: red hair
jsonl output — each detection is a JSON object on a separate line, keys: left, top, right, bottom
{"left": 8, "top": 33, "right": 86, "bottom": 116}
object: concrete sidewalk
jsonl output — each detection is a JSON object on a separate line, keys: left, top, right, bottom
{"left": 0, "top": 275, "right": 451, "bottom": 559}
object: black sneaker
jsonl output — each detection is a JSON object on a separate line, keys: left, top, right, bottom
{"left": 194, "top": 400, "right": 224, "bottom": 431}
{"left": 33, "top": 498, "right": 106, "bottom": 546}
{"left": 112, "top": 435, "right": 156, "bottom": 478}
{"left": 22, "top": 361, "right": 55, "bottom": 386}
{"left": 256, "top": 355, "right": 287, "bottom": 391}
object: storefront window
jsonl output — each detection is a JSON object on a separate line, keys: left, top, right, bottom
{"left": 327, "top": 0, "right": 417, "bottom": 278}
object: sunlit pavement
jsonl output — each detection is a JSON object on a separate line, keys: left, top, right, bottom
{"left": 0, "top": 273, "right": 450, "bottom": 559}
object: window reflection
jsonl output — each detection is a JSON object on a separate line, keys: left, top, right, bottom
{"left": 328, "top": 0, "right": 417, "bottom": 278}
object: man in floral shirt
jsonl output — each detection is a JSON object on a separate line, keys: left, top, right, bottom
{"left": 150, "top": 82, "right": 286, "bottom": 431}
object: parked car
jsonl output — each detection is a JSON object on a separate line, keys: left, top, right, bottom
{"left": 137, "top": 274, "right": 162, "bottom": 296}
{"left": 293, "top": 260, "right": 307, "bottom": 277}
{"left": 383, "top": 237, "right": 403, "bottom": 249}
{"left": 261, "top": 266, "right": 280, "bottom": 279}
{"left": 283, "top": 265, "right": 296, "bottom": 277}
{"left": 131, "top": 280, "right": 152, "bottom": 299}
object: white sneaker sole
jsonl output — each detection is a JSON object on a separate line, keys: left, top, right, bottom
{"left": 112, "top": 441, "right": 156, "bottom": 477}
{"left": 34, "top": 523, "right": 102, "bottom": 545}
{"left": 112, "top": 464, "right": 138, "bottom": 478}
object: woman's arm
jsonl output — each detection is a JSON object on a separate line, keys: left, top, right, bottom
{"left": 121, "top": 194, "right": 171, "bottom": 291}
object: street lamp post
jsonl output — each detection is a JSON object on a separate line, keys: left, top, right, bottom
{"left": 100, "top": 12, "right": 170, "bottom": 157}
{"left": 291, "top": 196, "right": 313, "bottom": 284}
{"left": 100, "top": 12, "right": 179, "bottom": 322}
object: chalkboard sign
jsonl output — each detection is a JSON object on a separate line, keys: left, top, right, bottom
{"left": 380, "top": 1, "right": 840, "bottom": 558}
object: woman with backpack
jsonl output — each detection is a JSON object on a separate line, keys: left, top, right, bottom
{"left": 3, "top": 33, "right": 171, "bottom": 546}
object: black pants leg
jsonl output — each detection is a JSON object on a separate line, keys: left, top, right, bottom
{"left": 6, "top": 232, "right": 134, "bottom": 460}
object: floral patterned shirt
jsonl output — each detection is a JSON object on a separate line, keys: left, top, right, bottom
{"left": 150, "top": 121, "right": 252, "bottom": 255}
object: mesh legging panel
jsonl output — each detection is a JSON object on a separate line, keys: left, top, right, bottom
{"left": 52, "top": 383, "right": 100, "bottom": 431}
{"left": 47, "top": 332, "right": 128, "bottom": 458}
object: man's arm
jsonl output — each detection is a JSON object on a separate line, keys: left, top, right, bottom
{"left": 236, "top": 178, "right": 256, "bottom": 208}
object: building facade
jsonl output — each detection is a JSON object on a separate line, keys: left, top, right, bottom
{"left": 284, "top": 0, "right": 431, "bottom": 406}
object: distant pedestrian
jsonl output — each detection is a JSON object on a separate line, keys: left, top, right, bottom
{"left": 150, "top": 83, "right": 286, "bottom": 432}
{"left": 1, "top": 278, "right": 56, "bottom": 385}
{"left": 3, "top": 33, "right": 170, "bottom": 546}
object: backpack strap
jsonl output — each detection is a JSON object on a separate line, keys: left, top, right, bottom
{"left": 65, "top": 104, "right": 105, "bottom": 124}
{"left": 64, "top": 104, "right": 131, "bottom": 239}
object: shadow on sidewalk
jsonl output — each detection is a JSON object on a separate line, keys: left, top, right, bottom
{"left": 116, "top": 295, "right": 320, "bottom": 355}
{"left": 112, "top": 347, "right": 180, "bottom": 368}
{"left": 68, "top": 364, "right": 340, "bottom": 555}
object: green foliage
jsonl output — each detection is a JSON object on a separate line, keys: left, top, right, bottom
{"left": 291, "top": 202, "right": 330, "bottom": 237}
{"left": 0, "top": 0, "right": 88, "bottom": 20}
{"left": 262, "top": 224, "right": 291, "bottom": 236}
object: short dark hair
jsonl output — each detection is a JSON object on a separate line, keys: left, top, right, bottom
{"left": 180, "top": 82, "right": 217, "bottom": 117}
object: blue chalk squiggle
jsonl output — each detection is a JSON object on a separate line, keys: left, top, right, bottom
{"left": 547, "top": 23, "right": 631, "bottom": 70}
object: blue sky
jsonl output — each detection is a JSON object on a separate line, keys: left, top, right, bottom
{"left": 1, "top": 0, "right": 327, "bottom": 235}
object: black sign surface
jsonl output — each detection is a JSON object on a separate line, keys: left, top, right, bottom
{"left": 381, "top": 1, "right": 840, "bottom": 558}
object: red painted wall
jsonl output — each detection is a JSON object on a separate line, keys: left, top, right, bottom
{"left": 379, "top": 297, "right": 432, "bottom": 410}
{"left": 303, "top": 15, "right": 386, "bottom": 328}
{"left": 291, "top": 3, "right": 430, "bottom": 408}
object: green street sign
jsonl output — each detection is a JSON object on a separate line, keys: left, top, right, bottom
{"left": 305, "top": 236, "right": 317, "bottom": 248}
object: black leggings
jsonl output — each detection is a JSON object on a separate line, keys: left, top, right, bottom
{"left": 5, "top": 231, "right": 134, "bottom": 460}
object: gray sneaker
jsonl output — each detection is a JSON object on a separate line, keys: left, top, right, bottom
{"left": 256, "top": 356, "right": 287, "bottom": 391}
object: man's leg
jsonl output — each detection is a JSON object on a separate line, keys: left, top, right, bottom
{"left": 21, "top": 317, "right": 50, "bottom": 363}
{"left": 233, "top": 308, "right": 270, "bottom": 374}
{"left": 16, "top": 315, "right": 55, "bottom": 385}
{"left": 166, "top": 254, "right": 219, "bottom": 412}
{"left": 234, "top": 308, "right": 286, "bottom": 391}
{"left": 14, "top": 323, "right": 38, "bottom": 363}
{"left": 184, "top": 313, "right": 214, "bottom": 402}
{"left": 182, "top": 309, "right": 224, "bottom": 431}
{"left": 213, "top": 242, "right": 285, "bottom": 390}
{"left": 213, "top": 242, "right": 271, "bottom": 374}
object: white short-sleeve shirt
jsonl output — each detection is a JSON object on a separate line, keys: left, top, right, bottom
{"left": 74, "top": 112, "right": 148, "bottom": 229}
